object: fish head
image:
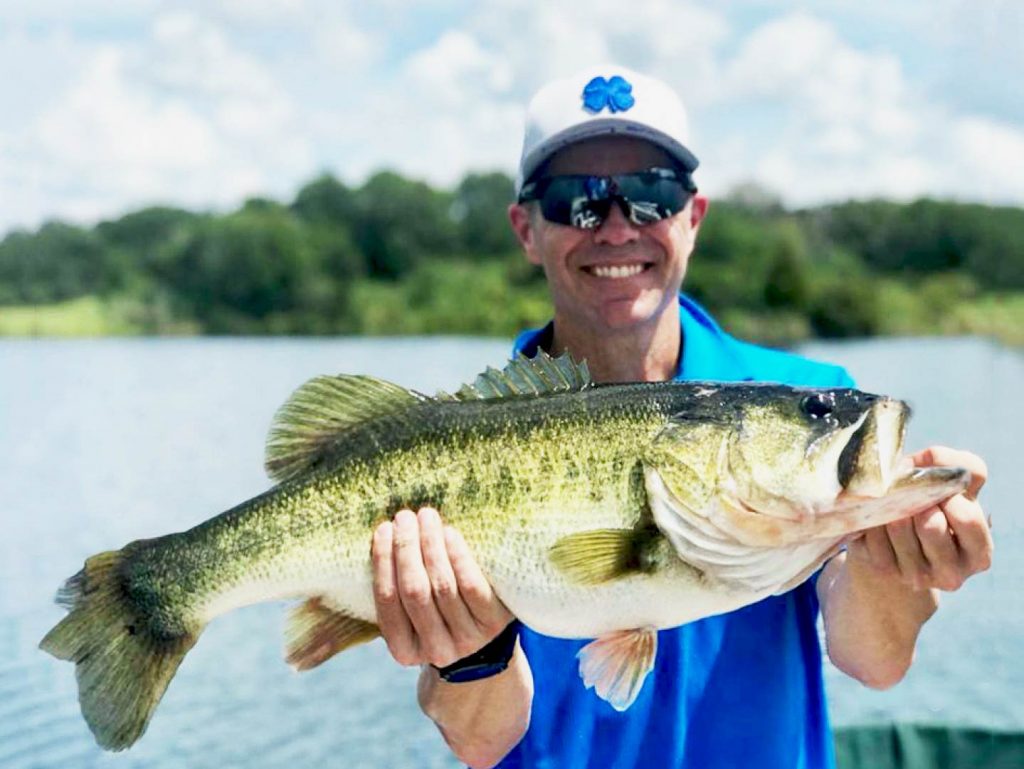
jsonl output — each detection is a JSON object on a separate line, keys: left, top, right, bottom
{"left": 725, "top": 387, "right": 908, "bottom": 520}
{"left": 649, "top": 384, "right": 967, "bottom": 548}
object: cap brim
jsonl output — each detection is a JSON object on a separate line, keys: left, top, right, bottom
{"left": 518, "top": 119, "right": 699, "bottom": 191}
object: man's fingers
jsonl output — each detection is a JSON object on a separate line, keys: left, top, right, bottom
{"left": 445, "top": 525, "right": 513, "bottom": 632}
{"left": 393, "top": 509, "right": 456, "bottom": 665}
{"left": 855, "top": 525, "right": 899, "bottom": 575}
{"left": 417, "top": 508, "right": 480, "bottom": 653}
{"left": 886, "top": 517, "right": 930, "bottom": 590}
{"left": 911, "top": 446, "right": 987, "bottom": 501}
{"left": 941, "top": 495, "right": 994, "bottom": 576}
{"left": 912, "top": 507, "right": 963, "bottom": 591}
{"left": 371, "top": 520, "right": 418, "bottom": 665}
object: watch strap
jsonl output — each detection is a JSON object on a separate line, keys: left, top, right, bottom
{"left": 433, "top": 621, "right": 520, "bottom": 683}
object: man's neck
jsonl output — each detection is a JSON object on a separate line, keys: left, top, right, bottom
{"left": 547, "top": 306, "right": 681, "bottom": 384}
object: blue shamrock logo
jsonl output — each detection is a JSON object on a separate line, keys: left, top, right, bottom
{"left": 581, "top": 75, "right": 635, "bottom": 114}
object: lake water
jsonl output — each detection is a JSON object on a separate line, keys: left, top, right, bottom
{"left": 1, "top": 336, "right": 1021, "bottom": 768}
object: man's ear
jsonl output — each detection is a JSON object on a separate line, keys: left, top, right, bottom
{"left": 508, "top": 203, "right": 542, "bottom": 265}
{"left": 690, "top": 194, "right": 709, "bottom": 230}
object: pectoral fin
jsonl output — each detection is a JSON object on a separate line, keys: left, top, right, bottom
{"left": 577, "top": 628, "right": 657, "bottom": 711}
{"left": 549, "top": 527, "right": 664, "bottom": 585}
{"left": 285, "top": 598, "right": 380, "bottom": 671}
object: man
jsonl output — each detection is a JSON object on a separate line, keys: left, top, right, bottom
{"left": 370, "top": 67, "right": 993, "bottom": 768}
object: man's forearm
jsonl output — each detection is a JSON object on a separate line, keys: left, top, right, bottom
{"left": 418, "top": 644, "right": 533, "bottom": 769}
{"left": 819, "top": 551, "right": 939, "bottom": 689}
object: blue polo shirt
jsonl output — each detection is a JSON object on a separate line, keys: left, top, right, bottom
{"left": 500, "top": 295, "right": 854, "bottom": 769}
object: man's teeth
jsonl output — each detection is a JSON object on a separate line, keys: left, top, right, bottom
{"left": 590, "top": 264, "right": 645, "bottom": 279}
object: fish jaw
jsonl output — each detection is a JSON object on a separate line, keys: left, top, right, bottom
{"left": 700, "top": 465, "right": 968, "bottom": 548}
{"left": 819, "top": 465, "right": 969, "bottom": 538}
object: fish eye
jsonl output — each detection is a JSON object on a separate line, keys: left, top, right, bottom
{"left": 801, "top": 393, "right": 834, "bottom": 420}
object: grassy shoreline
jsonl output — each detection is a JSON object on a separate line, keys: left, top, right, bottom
{"left": 3, "top": 292, "right": 1022, "bottom": 346}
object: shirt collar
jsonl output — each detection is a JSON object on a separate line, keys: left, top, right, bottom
{"left": 512, "top": 294, "right": 755, "bottom": 382}
{"left": 676, "top": 294, "right": 753, "bottom": 381}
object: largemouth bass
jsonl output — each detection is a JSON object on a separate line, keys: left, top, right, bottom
{"left": 40, "top": 353, "right": 967, "bottom": 750}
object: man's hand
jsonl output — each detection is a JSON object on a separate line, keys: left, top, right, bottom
{"left": 372, "top": 508, "right": 530, "bottom": 769}
{"left": 371, "top": 507, "right": 514, "bottom": 668}
{"left": 821, "top": 445, "right": 994, "bottom": 689}
{"left": 846, "top": 446, "right": 993, "bottom": 592}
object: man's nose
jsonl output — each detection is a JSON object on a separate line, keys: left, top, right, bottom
{"left": 593, "top": 199, "right": 640, "bottom": 245}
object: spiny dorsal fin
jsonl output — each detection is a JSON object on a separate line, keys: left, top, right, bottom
{"left": 442, "top": 351, "right": 592, "bottom": 401}
{"left": 266, "top": 375, "right": 427, "bottom": 483}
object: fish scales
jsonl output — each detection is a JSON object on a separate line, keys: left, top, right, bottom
{"left": 119, "top": 384, "right": 664, "bottom": 633}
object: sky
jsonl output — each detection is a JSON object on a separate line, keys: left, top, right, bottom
{"left": 0, "top": 0, "right": 1022, "bottom": 235}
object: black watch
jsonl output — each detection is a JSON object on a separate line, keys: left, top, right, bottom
{"left": 433, "top": 621, "right": 520, "bottom": 683}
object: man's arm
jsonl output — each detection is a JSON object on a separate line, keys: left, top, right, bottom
{"left": 372, "top": 507, "right": 532, "bottom": 769}
{"left": 819, "top": 447, "right": 993, "bottom": 688}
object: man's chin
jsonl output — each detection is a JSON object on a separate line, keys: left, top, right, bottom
{"left": 593, "top": 297, "right": 665, "bottom": 330}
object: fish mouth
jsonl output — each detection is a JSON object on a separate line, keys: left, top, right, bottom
{"left": 836, "top": 414, "right": 867, "bottom": 490}
{"left": 836, "top": 398, "right": 909, "bottom": 499}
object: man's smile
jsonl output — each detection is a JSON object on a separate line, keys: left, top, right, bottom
{"left": 581, "top": 262, "right": 655, "bottom": 279}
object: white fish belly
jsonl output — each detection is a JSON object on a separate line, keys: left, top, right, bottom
{"left": 199, "top": 545, "right": 377, "bottom": 625}
{"left": 492, "top": 560, "right": 765, "bottom": 639}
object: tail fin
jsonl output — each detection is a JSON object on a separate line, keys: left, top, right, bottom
{"left": 39, "top": 549, "right": 199, "bottom": 751}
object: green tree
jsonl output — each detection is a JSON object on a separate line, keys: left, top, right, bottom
{"left": 153, "top": 207, "right": 335, "bottom": 332}
{"left": 350, "top": 171, "right": 459, "bottom": 279}
{"left": 96, "top": 206, "right": 198, "bottom": 253}
{"left": 452, "top": 172, "right": 518, "bottom": 256}
{"left": 686, "top": 203, "right": 775, "bottom": 311}
{"left": 0, "top": 221, "right": 113, "bottom": 303}
{"left": 291, "top": 173, "right": 356, "bottom": 228}
{"left": 808, "top": 264, "right": 882, "bottom": 339}
{"left": 764, "top": 221, "right": 812, "bottom": 311}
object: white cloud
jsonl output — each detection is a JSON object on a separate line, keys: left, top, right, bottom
{"left": 148, "top": 12, "right": 281, "bottom": 99}
{"left": 3, "top": 12, "right": 312, "bottom": 228}
{"left": 947, "top": 116, "right": 1024, "bottom": 203}
{"left": 465, "top": 0, "right": 728, "bottom": 101}
{"left": 312, "top": 17, "right": 377, "bottom": 73}
{"left": 0, "top": 2, "right": 1022, "bottom": 234}
{"left": 699, "top": 12, "right": 1024, "bottom": 205}
{"left": 210, "top": 0, "right": 307, "bottom": 25}
{"left": 405, "top": 30, "right": 514, "bottom": 106}
{"left": 37, "top": 48, "right": 219, "bottom": 173}
{"left": 721, "top": 13, "right": 919, "bottom": 146}
{"left": 328, "top": 1, "right": 730, "bottom": 187}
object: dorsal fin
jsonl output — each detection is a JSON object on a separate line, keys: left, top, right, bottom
{"left": 265, "top": 375, "right": 427, "bottom": 483}
{"left": 442, "top": 351, "right": 592, "bottom": 401}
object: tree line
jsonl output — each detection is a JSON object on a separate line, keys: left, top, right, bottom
{"left": 1, "top": 170, "right": 1022, "bottom": 342}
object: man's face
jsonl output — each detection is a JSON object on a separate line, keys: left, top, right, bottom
{"left": 509, "top": 136, "right": 708, "bottom": 333}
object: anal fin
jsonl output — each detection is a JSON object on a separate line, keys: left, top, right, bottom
{"left": 577, "top": 627, "right": 657, "bottom": 711}
{"left": 285, "top": 597, "right": 380, "bottom": 671}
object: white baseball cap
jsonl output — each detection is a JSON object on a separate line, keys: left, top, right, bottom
{"left": 516, "top": 65, "right": 700, "bottom": 193}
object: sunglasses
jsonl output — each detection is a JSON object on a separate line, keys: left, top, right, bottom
{"left": 518, "top": 167, "right": 696, "bottom": 229}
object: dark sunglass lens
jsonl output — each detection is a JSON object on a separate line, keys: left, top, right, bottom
{"left": 538, "top": 177, "right": 603, "bottom": 227}
{"left": 626, "top": 199, "right": 665, "bottom": 224}
{"left": 570, "top": 198, "right": 611, "bottom": 229}
{"left": 618, "top": 172, "right": 691, "bottom": 217}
